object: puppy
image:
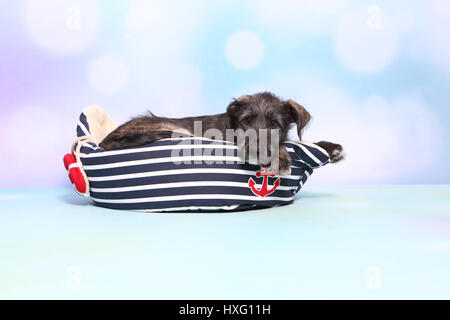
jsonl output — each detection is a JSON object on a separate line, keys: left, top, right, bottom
{"left": 99, "top": 92, "right": 344, "bottom": 174}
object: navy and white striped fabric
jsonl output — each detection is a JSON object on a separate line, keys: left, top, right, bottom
{"left": 74, "top": 112, "right": 330, "bottom": 212}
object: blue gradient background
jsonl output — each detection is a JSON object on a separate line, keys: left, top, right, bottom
{"left": 1, "top": 0, "right": 449, "bottom": 188}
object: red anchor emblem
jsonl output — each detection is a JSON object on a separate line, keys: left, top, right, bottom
{"left": 248, "top": 165, "right": 280, "bottom": 197}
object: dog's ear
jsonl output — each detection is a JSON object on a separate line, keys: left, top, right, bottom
{"left": 226, "top": 95, "right": 252, "bottom": 115}
{"left": 285, "top": 99, "right": 311, "bottom": 139}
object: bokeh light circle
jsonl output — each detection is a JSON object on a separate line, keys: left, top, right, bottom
{"left": 24, "top": 0, "right": 100, "bottom": 55}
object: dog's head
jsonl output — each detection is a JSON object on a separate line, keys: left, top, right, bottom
{"left": 226, "top": 91, "right": 311, "bottom": 163}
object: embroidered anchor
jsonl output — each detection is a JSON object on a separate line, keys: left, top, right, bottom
{"left": 248, "top": 165, "right": 280, "bottom": 197}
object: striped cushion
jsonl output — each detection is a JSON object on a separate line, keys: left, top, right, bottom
{"left": 74, "top": 112, "right": 330, "bottom": 212}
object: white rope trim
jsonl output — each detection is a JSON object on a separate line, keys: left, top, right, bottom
{"left": 71, "top": 135, "right": 92, "bottom": 197}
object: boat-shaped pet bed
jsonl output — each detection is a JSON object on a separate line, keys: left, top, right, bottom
{"left": 63, "top": 105, "right": 330, "bottom": 212}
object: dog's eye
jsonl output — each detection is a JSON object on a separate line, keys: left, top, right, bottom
{"left": 244, "top": 117, "right": 253, "bottom": 124}
{"left": 271, "top": 120, "right": 279, "bottom": 128}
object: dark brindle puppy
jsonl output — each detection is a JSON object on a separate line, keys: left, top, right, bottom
{"left": 99, "top": 92, "right": 344, "bottom": 175}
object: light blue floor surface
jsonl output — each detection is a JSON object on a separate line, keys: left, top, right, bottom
{"left": 1, "top": 185, "right": 449, "bottom": 299}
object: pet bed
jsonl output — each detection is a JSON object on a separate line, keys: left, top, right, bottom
{"left": 63, "top": 105, "right": 330, "bottom": 212}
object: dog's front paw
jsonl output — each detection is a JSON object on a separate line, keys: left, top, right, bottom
{"left": 330, "top": 146, "right": 346, "bottom": 163}
{"left": 315, "top": 141, "right": 346, "bottom": 163}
